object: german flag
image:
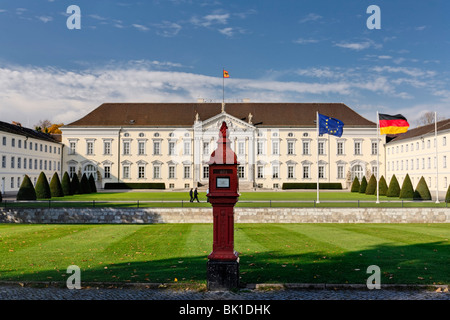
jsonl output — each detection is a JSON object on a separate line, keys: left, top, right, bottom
{"left": 223, "top": 70, "right": 230, "bottom": 78}
{"left": 379, "top": 113, "right": 409, "bottom": 135}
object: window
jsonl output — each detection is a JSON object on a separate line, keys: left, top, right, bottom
{"left": 1, "top": 156, "right": 5, "bottom": 168}
{"left": 337, "top": 165, "right": 344, "bottom": 179}
{"left": 11, "top": 138, "right": 15, "bottom": 147}
{"left": 123, "top": 166, "right": 130, "bottom": 179}
{"left": 169, "top": 142, "right": 176, "bottom": 156}
{"left": 11, "top": 157, "right": 15, "bottom": 169}
{"left": 287, "top": 142, "right": 294, "bottom": 155}
{"left": 169, "top": 183, "right": 175, "bottom": 189}
{"left": 17, "top": 177, "right": 20, "bottom": 188}
{"left": 18, "top": 140, "right": 22, "bottom": 148}
{"left": 272, "top": 165, "right": 279, "bottom": 179}
{"left": 371, "top": 142, "right": 378, "bottom": 155}
{"left": 272, "top": 141, "right": 279, "bottom": 155}
{"left": 203, "top": 142, "right": 210, "bottom": 155}
{"left": 104, "top": 166, "right": 111, "bottom": 179}
{"left": 39, "top": 159, "right": 42, "bottom": 170}
{"left": 354, "top": 142, "right": 361, "bottom": 155}
{"left": 10, "top": 177, "right": 14, "bottom": 188}
{"left": 238, "top": 142, "right": 245, "bottom": 155}
{"left": 444, "top": 137, "right": 447, "bottom": 146}
{"left": 203, "top": 166, "right": 209, "bottom": 179}
{"left": 45, "top": 145, "right": 47, "bottom": 153}
{"left": 302, "top": 141, "right": 309, "bottom": 155}
{"left": 288, "top": 132, "right": 294, "bottom": 137}
{"left": 257, "top": 166, "right": 264, "bottom": 179}
{"left": 257, "top": 141, "right": 264, "bottom": 155}
{"left": 84, "top": 164, "right": 96, "bottom": 180}
{"left": 351, "top": 165, "right": 364, "bottom": 181}
{"left": 444, "top": 156, "right": 447, "bottom": 168}
{"left": 238, "top": 166, "right": 245, "bottom": 179}
{"left": 34, "top": 159, "right": 37, "bottom": 170}
{"left": 104, "top": 141, "right": 111, "bottom": 155}
{"left": 123, "top": 141, "right": 130, "bottom": 155}
{"left": 169, "top": 166, "right": 176, "bottom": 179}
{"left": 427, "top": 140, "right": 431, "bottom": 148}
{"left": 140, "top": 166, "right": 148, "bottom": 179}
{"left": 183, "top": 141, "right": 191, "bottom": 155}
{"left": 184, "top": 166, "right": 191, "bottom": 179}
{"left": 288, "top": 166, "right": 294, "bottom": 179}
{"left": 87, "top": 142, "right": 94, "bottom": 155}
{"left": 2, "top": 136, "right": 5, "bottom": 146}
{"left": 318, "top": 142, "right": 324, "bottom": 155}
{"left": 139, "top": 133, "right": 145, "bottom": 137}
{"left": 69, "top": 142, "right": 76, "bottom": 155}
{"left": 152, "top": 141, "right": 159, "bottom": 155}
{"left": 40, "top": 144, "right": 42, "bottom": 152}
{"left": 49, "top": 161, "right": 51, "bottom": 171}
{"left": 302, "top": 166, "right": 309, "bottom": 179}
{"left": 337, "top": 142, "right": 344, "bottom": 155}
{"left": 428, "top": 157, "right": 431, "bottom": 169}
{"left": 318, "top": 165, "right": 325, "bottom": 179}
{"left": 69, "top": 166, "right": 76, "bottom": 179}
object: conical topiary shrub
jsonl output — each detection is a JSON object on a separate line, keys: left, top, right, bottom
{"left": 71, "top": 173, "right": 81, "bottom": 195}
{"left": 88, "top": 174, "right": 97, "bottom": 193}
{"left": 50, "top": 172, "right": 64, "bottom": 198}
{"left": 399, "top": 174, "right": 414, "bottom": 199}
{"left": 445, "top": 184, "right": 450, "bottom": 203}
{"left": 35, "top": 172, "right": 51, "bottom": 199}
{"left": 80, "top": 173, "right": 92, "bottom": 194}
{"left": 386, "top": 174, "right": 400, "bottom": 197}
{"left": 414, "top": 176, "right": 431, "bottom": 200}
{"left": 61, "top": 172, "right": 73, "bottom": 196}
{"left": 378, "top": 175, "right": 388, "bottom": 196}
{"left": 350, "top": 177, "right": 360, "bottom": 192}
{"left": 16, "top": 175, "right": 37, "bottom": 200}
{"left": 359, "top": 176, "right": 368, "bottom": 193}
{"left": 365, "top": 174, "right": 377, "bottom": 195}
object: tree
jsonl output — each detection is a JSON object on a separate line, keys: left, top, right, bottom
{"left": 399, "top": 174, "right": 414, "bottom": 199}
{"left": 365, "top": 174, "right": 377, "bottom": 195}
{"left": 35, "top": 172, "right": 51, "bottom": 199}
{"left": 414, "top": 176, "right": 431, "bottom": 200}
{"left": 386, "top": 174, "right": 400, "bottom": 197}
{"left": 16, "top": 175, "right": 37, "bottom": 200}
{"left": 61, "top": 172, "right": 73, "bottom": 196}
{"left": 378, "top": 175, "right": 388, "bottom": 196}
{"left": 47, "top": 123, "right": 64, "bottom": 134}
{"left": 71, "top": 173, "right": 81, "bottom": 195}
{"left": 350, "top": 177, "right": 360, "bottom": 192}
{"left": 359, "top": 176, "right": 368, "bottom": 193}
{"left": 88, "top": 174, "right": 97, "bottom": 193}
{"left": 414, "top": 111, "right": 446, "bottom": 127}
{"left": 80, "top": 173, "right": 92, "bottom": 194}
{"left": 50, "top": 172, "right": 64, "bottom": 198}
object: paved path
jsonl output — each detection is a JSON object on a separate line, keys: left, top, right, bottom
{"left": 0, "top": 284, "right": 449, "bottom": 300}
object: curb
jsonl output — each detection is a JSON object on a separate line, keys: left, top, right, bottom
{"left": 0, "top": 281, "right": 448, "bottom": 292}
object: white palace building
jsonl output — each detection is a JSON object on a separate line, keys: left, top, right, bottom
{"left": 59, "top": 102, "right": 384, "bottom": 191}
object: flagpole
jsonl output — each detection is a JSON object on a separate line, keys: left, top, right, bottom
{"left": 435, "top": 111, "right": 440, "bottom": 204}
{"left": 316, "top": 111, "right": 320, "bottom": 204}
{"left": 376, "top": 111, "right": 380, "bottom": 204}
{"left": 222, "top": 68, "right": 225, "bottom": 103}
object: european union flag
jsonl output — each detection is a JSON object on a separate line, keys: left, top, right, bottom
{"left": 318, "top": 113, "right": 344, "bottom": 137}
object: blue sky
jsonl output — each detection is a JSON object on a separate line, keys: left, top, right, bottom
{"left": 0, "top": 0, "right": 448, "bottom": 127}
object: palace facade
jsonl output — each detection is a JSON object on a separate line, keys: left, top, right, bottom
{"left": 60, "top": 102, "right": 384, "bottom": 190}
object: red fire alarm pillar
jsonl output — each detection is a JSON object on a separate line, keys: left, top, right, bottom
{"left": 206, "top": 121, "right": 240, "bottom": 290}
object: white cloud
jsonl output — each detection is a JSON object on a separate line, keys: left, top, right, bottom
{"left": 299, "top": 13, "right": 322, "bottom": 23}
{"left": 335, "top": 41, "right": 374, "bottom": 51}
{"left": 292, "top": 38, "right": 320, "bottom": 45}
{"left": 36, "top": 16, "right": 53, "bottom": 23}
{"left": 132, "top": 24, "right": 149, "bottom": 31}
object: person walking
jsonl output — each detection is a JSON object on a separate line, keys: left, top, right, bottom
{"left": 206, "top": 188, "right": 209, "bottom": 203}
{"left": 193, "top": 188, "right": 200, "bottom": 202}
{"left": 189, "top": 188, "right": 193, "bottom": 202}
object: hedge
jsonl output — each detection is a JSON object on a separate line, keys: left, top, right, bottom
{"left": 399, "top": 174, "right": 414, "bottom": 199}
{"left": 414, "top": 176, "right": 431, "bottom": 200}
{"left": 16, "top": 175, "right": 37, "bottom": 200}
{"left": 282, "top": 183, "right": 342, "bottom": 190}
{"left": 35, "top": 172, "right": 51, "bottom": 199}
{"left": 50, "top": 172, "right": 64, "bottom": 198}
{"left": 386, "top": 174, "right": 400, "bottom": 197}
{"left": 104, "top": 182, "right": 166, "bottom": 190}
{"left": 358, "top": 176, "right": 367, "bottom": 193}
{"left": 88, "top": 174, "right": 97, "bottom": 193}
{"left": 80, "top": 173, "right": 92, "bottom": 194}
{"left": 350, "top": 177, "right": 360, "bottom": 192}
{"left": 446, "top": 184, "right": 450, "bottom": 203}
{"left": 365, "top": 174, "right": 377, "bottom": 195}
{"left": 378, "top": 175, "right": 388, "bottom": 196}
{"left": 71, "top": 173, "right": 81, "bottom": 195}
{"left": 61, "top": 172, "right": 73, "bottom": 196}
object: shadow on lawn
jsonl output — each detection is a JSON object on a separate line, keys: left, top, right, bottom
{"left": 2, "top": 241, "right": 448, "bottom": 285}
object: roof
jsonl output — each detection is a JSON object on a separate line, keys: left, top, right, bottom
{"left": 388, "top": 119, "right": 450, "bottom": 143}
{"left": 0, "top": 121, "right": 60, "bottom": 144}
{"left": 64, "top": 102, "right": 376, "bottom": 128}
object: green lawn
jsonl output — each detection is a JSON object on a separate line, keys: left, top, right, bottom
{"left": 4, "top": 191, "right": 449, "bottom": 208}
{"left": 0, "top": 223, "right": 448, "bottom": 285}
